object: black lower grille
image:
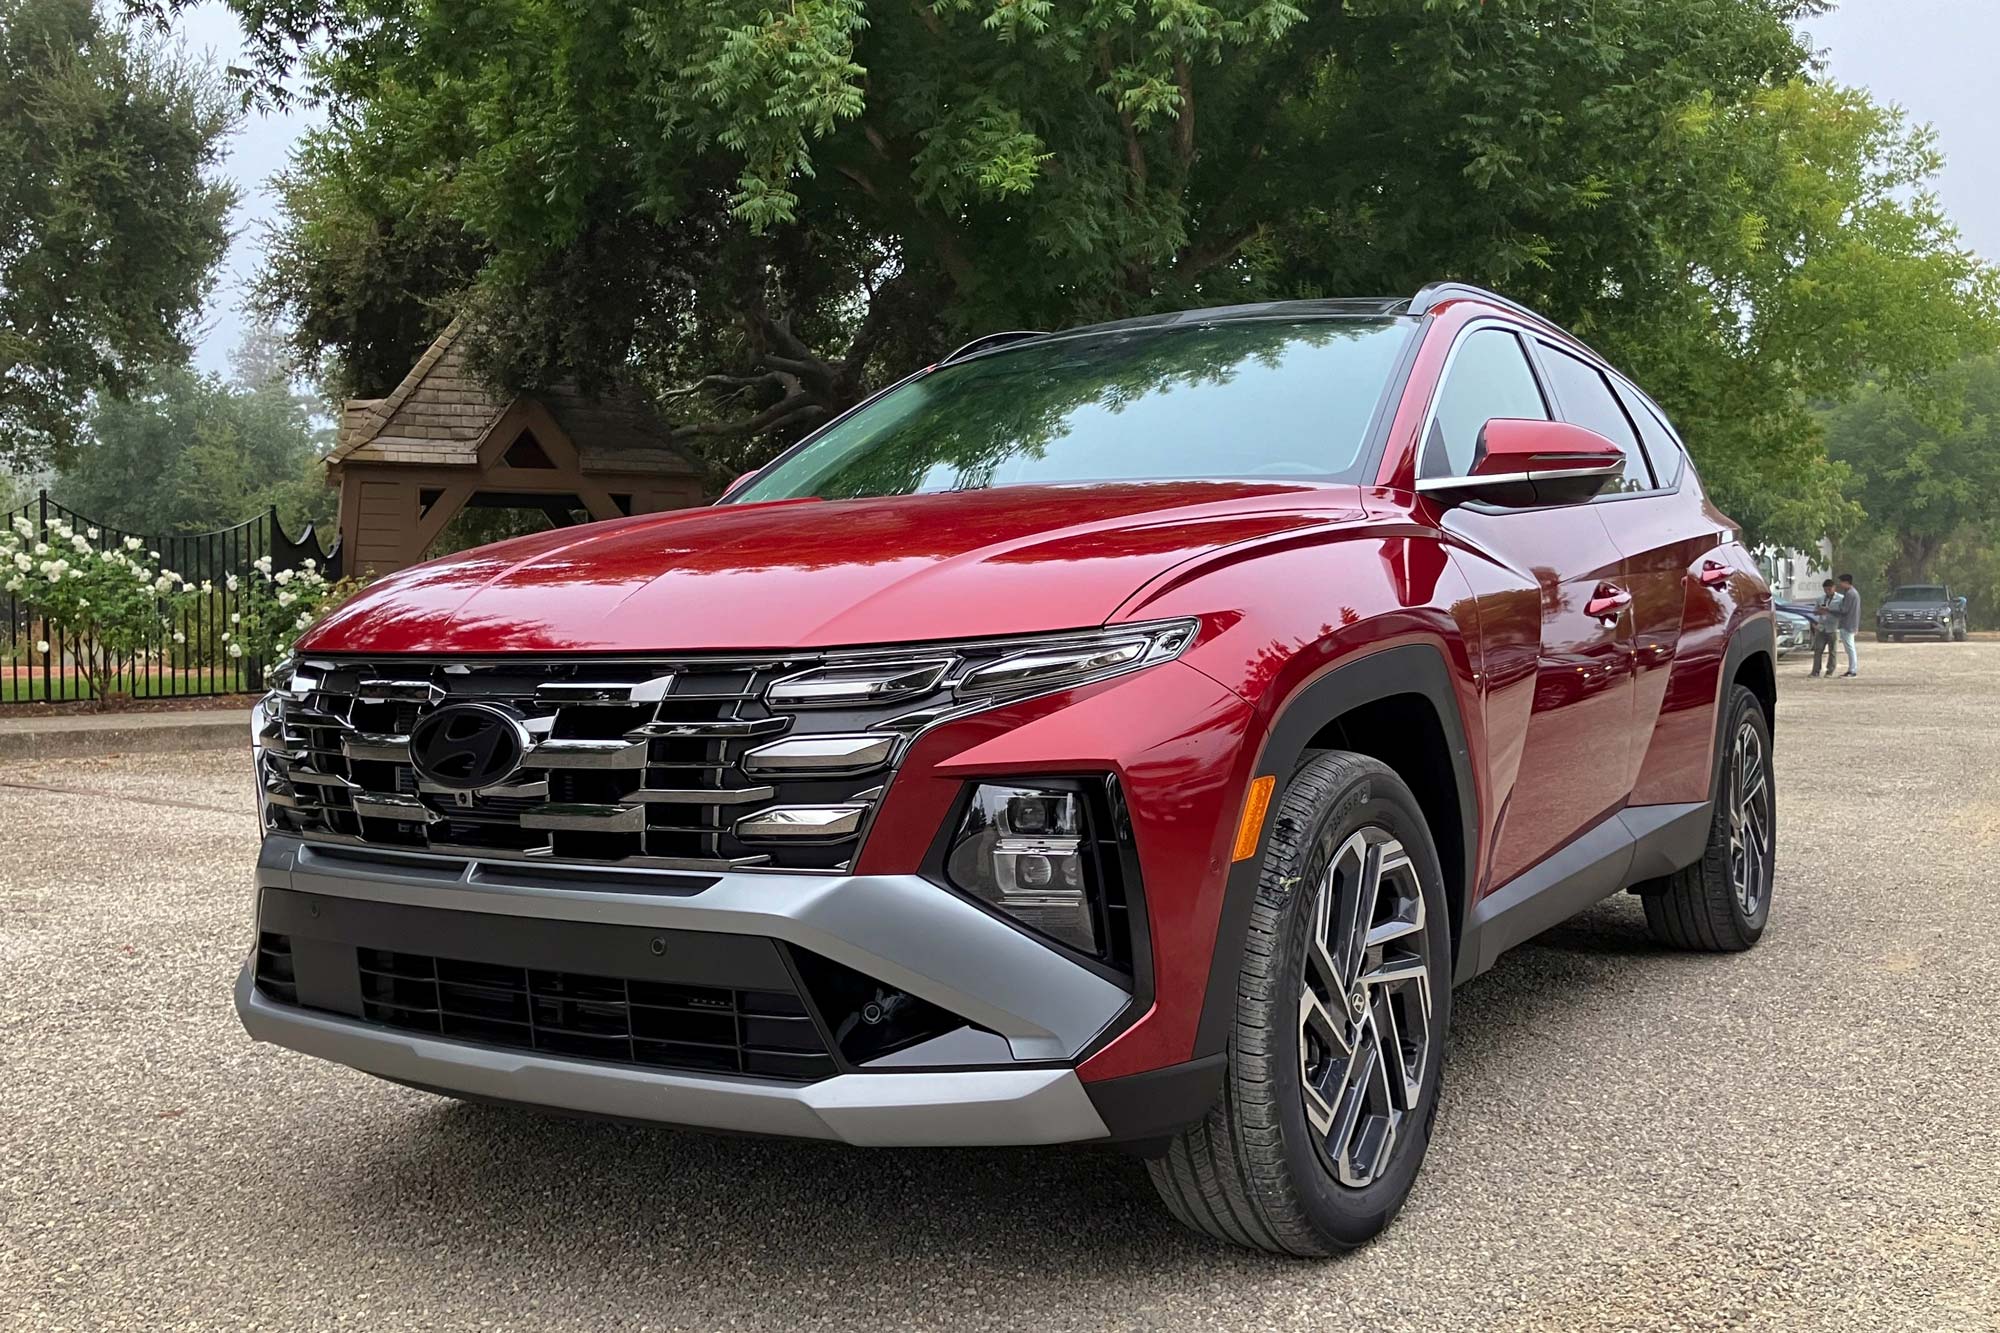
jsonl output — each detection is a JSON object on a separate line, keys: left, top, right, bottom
{"left": 250, "top": 888, "right": 976, "bottom": 1083}
{"left": 354, "top": 948, "right": 834, "bottom": 1081}
{"left": 254, "top": 932, "right": 296, "bottom": 1005}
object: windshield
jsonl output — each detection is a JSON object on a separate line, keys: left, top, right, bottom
{"left": 732, "top": 318, "right": 1413, "bottom": 502}
{"left": 1890, "top": 585, "right": 1947, "bottom": 601}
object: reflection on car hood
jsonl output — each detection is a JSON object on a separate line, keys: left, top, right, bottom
{"left": 301, "top": 481, "right": 1373, "bottom": 655}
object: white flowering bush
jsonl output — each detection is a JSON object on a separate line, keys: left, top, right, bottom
{"left": 226, "top": 554, "right": 362, "bottom": 665}
{"left": 0, "top": 515, "right": 197, "bottom": 700}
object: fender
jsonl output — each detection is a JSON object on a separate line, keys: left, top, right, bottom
{"left": 1190, "top": 641, "right": 1478, "bottom": 1062}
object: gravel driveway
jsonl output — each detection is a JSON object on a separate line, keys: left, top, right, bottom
{"left": 4, "top": 642, "right": 1997, "bottom": 1331}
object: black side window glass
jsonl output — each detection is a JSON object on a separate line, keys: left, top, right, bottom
{"left": 1536, "top": 344, "right": 1651, "bottom": 493}
{"left": 1421, "top": 328, "right": 1550, "bottom": 478}
{"left": 1613, "top": 380, "right": 1686, "bottom": 490}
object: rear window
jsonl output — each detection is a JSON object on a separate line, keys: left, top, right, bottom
{"left": 732, "top": 319, "right": 1414, "bottom": 502}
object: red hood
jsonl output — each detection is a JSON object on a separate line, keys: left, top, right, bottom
{"left": 301, "top": 482, "right": 1370, "bottom": 655}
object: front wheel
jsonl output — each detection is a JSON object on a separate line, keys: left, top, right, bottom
{"left": 1147, "top": 753, "right": 1451, "bottom": 1255}
{"left": 1639, "top": 684, "right": 1774, "bottom": 951}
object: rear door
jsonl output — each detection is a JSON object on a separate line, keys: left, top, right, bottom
{"left": 1420, "top": 325, "right": 1637, "bottom": 890}
{"left": 1558, "top": 361, "right": 1730, "bottom": 807}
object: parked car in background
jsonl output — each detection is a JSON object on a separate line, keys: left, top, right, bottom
{"left": 237, "top": 283, "right": 1778, "bottom": 1256}
{"left": 1876, "top": 585, "right": 1969, "bottom": 641}
{"left": 1774, "top": 605, "right": 1812, "bottom": 657}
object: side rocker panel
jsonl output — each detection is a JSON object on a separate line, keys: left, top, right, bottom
{"left": 1453, "top": 615, "right": 1774, "bottom": 983}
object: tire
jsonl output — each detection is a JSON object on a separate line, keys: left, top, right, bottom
{"left": 1147, "top": 753, "right": 1452, "bottom": 1255}
{"left": 1640, "top": 685, "right": 1774, "bottom": 951}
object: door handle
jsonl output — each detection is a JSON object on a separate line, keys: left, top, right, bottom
{"left": 1585, "top": 584, "right": 1632, "bottom": 621}
{"left": 1697, "top": 559, "right": 1730, "bottom": 587}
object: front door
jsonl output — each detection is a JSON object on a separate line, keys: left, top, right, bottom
{"left": 1415, "top": 324, "right": 1636, "bottom": 892}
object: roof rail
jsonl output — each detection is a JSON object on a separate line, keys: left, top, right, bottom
{"left": 940, "top": 329, "right": 1049, "bottom": 364}
{"left": 1408, "top": 282, "right": 1559, "bottom": 329}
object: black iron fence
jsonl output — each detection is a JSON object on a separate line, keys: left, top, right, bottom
{"left": 2, "top": 492, "right": 340, "bottom": 705}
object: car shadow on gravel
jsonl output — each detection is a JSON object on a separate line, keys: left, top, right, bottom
{"left": 281, "top": 893, "right": 1678, "bottom": 1284}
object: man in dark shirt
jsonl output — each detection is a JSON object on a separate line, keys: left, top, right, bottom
{"left": 1834, "top": 573, "right": 1861, "bottom": 678}
{"left": 1810, "top": 578, "right": 1841, "bottom": 678}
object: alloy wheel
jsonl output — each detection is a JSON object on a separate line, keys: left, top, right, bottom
{"left": 1726, "top": 720, "right": 1772, "bottom": 916}
{"left": 1297, "top": 829, "right": 1434, "bottom": 1189}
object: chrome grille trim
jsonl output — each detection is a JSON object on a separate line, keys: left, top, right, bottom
{"left": 258, "top": 623, "right": 1198, "bottom": 876}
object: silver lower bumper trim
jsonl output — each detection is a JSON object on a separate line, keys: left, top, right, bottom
{"left": 236, "top": 969, "right": 1110, "bottom": 1147}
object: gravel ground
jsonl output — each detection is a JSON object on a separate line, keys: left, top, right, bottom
{"left": 4, "top": 642, "right": 1997, "bottom": 1331}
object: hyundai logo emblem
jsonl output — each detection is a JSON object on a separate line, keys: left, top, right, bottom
{"left": 408, "top": 702, "right": 532, "bottom": 791}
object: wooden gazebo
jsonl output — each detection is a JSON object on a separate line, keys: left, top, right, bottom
{"left": 327, "top": 320, "right": 706, "bottom": 576}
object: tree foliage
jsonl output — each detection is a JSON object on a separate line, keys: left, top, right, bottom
{"left": 0, "top": 0, "right": 237, "bottom": 471}
{"left": 217, "top": 0, "right": 1995, "bottom": 546}
{"left": 1824, "top": 355, "right": 2000, "bottom": 611}
{"left": 54, "top": 323, "right": 335, "bottom": 537}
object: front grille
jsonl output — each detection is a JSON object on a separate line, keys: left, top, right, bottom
{"left": 354, "top": 947, "right": 835, "bottom": 1080}
{"left": 258, "top": 654, "right": 974, "bottom": 873}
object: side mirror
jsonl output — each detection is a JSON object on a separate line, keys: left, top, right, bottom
{"left": 1416, "top": 418, "right": 1626, "bottom": 508}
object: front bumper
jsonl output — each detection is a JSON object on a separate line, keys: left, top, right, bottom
{"left": 236, "top": 836, "right": 1128, "bottom": 1146}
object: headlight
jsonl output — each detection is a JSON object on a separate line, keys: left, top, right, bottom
{"left": 945, "top": 782, "right": 1105, "bottom": 956}
{"left": 766, "top": 619, "right": 1199, "bottom": 711}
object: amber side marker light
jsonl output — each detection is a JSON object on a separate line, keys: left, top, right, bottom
{"left": 1232, "top": 775, "right": 1277, "bottom": 862}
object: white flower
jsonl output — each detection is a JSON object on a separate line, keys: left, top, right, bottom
{"left": 253, "top": 555, "right": 273, "bottom": 574}
{"left": 32, "top": 542, "right": 48, "bottom": 556}
{"left": 294, "top": 613, "right": 311, "bottom": 629}
{"left": 277, "top": 591, "right": 296, "bottom": 607}
{"left": 304, "top": 558, "right": 317, "bottom": 571}
{"left": 11, "top": 553, "right": 28, "bottom": 572}
{"left": 153, "top": 574, "right": 176, "bottom": 593}
{"left": 274, "top": 567, "right": 296, "bottom": 586}
{"left": 77, "top": 597, "right": 88, "bottom": 608}
{"left": 225, "top": 574, "right": 239, "bottom": 592}
{"left": 124, "top": 536, "right": 142, "bottom": 551}
{"left": 199, "top": 580, "right": 212, "bottom": 594}
{"left": 230, "top": 612, "right": 240, "bottom": 624}
{"left": 53, "top": 522, "right": 72, "bottom": 539}
{"left": 86, "top": 527, "right": 99, "bottom": 539}
{"left": 221, "top": 631, "right": 231, "bottom": 642}
{"left": 11, "top": 516, "right": 32, "bottom": 537}
{"left": 2, "top": 575, "right": 18, "bottom": 593}
{"left": 35, "top": 639, "right": 49, "bottom": 653}
{"left": 227, "top": 643, "right": 244, "bottom": 659}
{"left": 172, "top": 631, "right": 186, "bottom": 644}
{"left": 70, "top": 534, "right": 89, "bottom": 554}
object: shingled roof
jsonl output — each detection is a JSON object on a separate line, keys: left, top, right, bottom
{"left": 329, "top": 318, "right": 698, "bottom": 476}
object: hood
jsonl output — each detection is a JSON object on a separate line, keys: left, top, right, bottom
{"left": 1880, "top": 595, "right": 1952, "bottom": 610}
{"left": 302, "top": 481, "right": 1370, "bottom": 655}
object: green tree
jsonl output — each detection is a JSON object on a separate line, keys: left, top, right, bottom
{"left": 55, "top": 323, "right": 335, "bottom": 537}
{"left": 215, "top": 0, "right": 1992, "bottom": 546}
{"left": 1824, "top": 356, "right": 2000, "bottom": 597}
{"left": 0, "top": 0, "right": 237, "bottom": 470}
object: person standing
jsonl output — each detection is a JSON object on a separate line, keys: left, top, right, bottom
{"left": 1834, "top": 572, "right": 1862, "bottom": 678}
{"left": 1810, "top": 577, "right": 1841, "bottom": 678}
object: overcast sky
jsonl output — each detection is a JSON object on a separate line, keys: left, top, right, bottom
{"left": 180, "top": 0, "right": 2000, "bottom": 376}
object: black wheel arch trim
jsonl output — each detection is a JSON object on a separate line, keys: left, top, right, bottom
{"left": 1191, "top": 642, "right": 1478, "bottom": 1064}
{"left": 1715, "top": 614, "right": 1777, "bottom": 803}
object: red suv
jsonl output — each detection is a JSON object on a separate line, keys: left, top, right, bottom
{"left": 240, "top": 283, "right": 1777, "bottom": 1254}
